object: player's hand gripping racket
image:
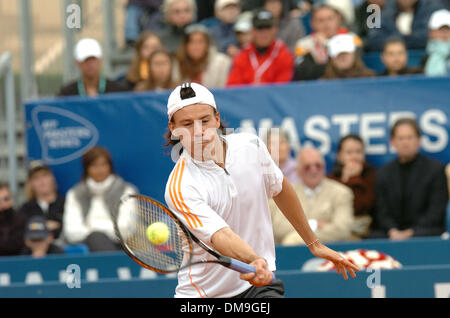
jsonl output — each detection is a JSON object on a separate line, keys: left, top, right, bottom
{"left": 113, "top": 194, "right": 275, "bottom": 283}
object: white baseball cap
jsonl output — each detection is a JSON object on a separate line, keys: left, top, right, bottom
{"left": 167, "top": 83, "right": 217, "bottom": 120}
{"left": 428, "top": 9, "right": 450, "bottom": 30}
{"left": 215, "top": 0, "right": 240, "bottom": 11}
{"left": 327, "top": 34, "right": 356, "bottom": 58}
{"left": 74, "top": 38, "right": 103, "bottom": 62}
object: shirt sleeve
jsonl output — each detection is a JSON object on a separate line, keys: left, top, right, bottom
{"left": 165, "top": 166, "right": 229, "bottom": 244}
{"left": 254, "top": 135, "right": 284, "bottom": 198}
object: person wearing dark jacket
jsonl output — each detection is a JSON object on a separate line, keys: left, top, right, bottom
{"left": 0, "top": 182, "right": 26, "bottom": 257}
{"left": 58, "top": 38, "right": 127, "bottom": 97}
{"left": 21, "top": 216, "right": 65, "bottom": 258}
{"left": 124, "top": 0, "right": 163, "bottom": 47}
{"left": 19, "top": 162, "right": 65, "bottom": 240}
{"left": 365, "top": 0, "right": 445, "bottom": 51}
{"left": 373, "top": 118, "right": 448, "bottom": 239}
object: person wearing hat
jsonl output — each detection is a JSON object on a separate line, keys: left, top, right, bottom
{"left": 424, "top": 9, "right": 450, "bottom": 76}
{"left": 172, "top": 24, "right": 232, "bottom": 88}
{"left": 57, "top": 38, "right": 128, "bottom": 97}
{"left": 18, "top": 161, "right": 65, "bottom": 240}
{"left": 21, "top": 216, "right": 64, "bottom": 258}
{"left": 200, "top": 0, "right": 242, "bottom": 56}
{"left": 163, "top": 82, "right": 359, "bottom": 297}
{"left": 232, "top": 11, "right": 254, "bottom": 56}
{"left": 226, "top": 9, "right": 294, "bottom": 86}
{"left": 322, "top": 33, "right": 375, "bottom": 79}
{"left": 292, "top": 3, "right": 362, "bottom": 81}
{"left": 0, "top": 182, "right": 27, "bottom": 257}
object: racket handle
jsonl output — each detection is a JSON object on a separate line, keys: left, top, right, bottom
{"left": 229, "top": 258, "right": 276, "bottom": 283}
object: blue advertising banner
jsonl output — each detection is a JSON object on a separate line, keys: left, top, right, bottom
{"left": 25, "top": 76, "right": 450, "bottom": 203}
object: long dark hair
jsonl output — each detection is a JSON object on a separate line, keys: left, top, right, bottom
{"left": 135, "top": 49, "right": 178, "bottom": 91}
{"left": 330, "top": 134, "right": 365, "bottom": 178}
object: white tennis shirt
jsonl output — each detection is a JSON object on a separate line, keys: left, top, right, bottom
{"left": 164, "top": 132, "right": 284, "bottom": 298}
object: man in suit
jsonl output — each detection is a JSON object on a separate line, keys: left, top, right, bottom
{"left": 373, "top": 118, "right": 448, "bottom": 239}
{"left": 269, "top": 147, "right": 355, "bottom": 245}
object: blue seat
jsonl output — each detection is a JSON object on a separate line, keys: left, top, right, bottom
{"left": 63, "top": 244, "right": 89, "bottom": 255}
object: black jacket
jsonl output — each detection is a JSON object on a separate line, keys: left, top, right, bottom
{"left": 0, "top": 209, "right": 26, "bottom": 256}
{"left": 18, "top": 195, "right": 65, "bottom": 239}
{"left": 375, "top": 153, "right": 448, "bottom": 236}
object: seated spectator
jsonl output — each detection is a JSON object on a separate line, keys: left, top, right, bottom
{"left": 365, "top": 0, "right": 445, "bottom": 51}
{"left": 135, "top": 49, "right": 178, "bottom": 91}
{"left": 226, "top": 9, "right": 294, "bottom": 86}
{"left": 231, "top": 11, "right": 254, "bottom": 57}
{"left": 424, "top": 9, "right": 450, "bottom": 76}
{"left": 19, "top": 162, "right": 65, "bottom": 240}
{"left": 379, "top": 37, "right": 423, "bottom": 76}
{"left": 63, "top": 147, "right": 138, "bottom": 252}
{"left": 322, "top": 33, "right": 375, "bottom": 79}
{"left": 154, "top": 0, "right": 197, "bottom": 54}
{"left": 269, "top": 147, "right": 354, "bottom": 245}
{"left": 58, "top": 38, "right": 127, "bottom": 97}
{"left": 328, "top": 134, "right": 376, "bottom": 238}
{"left": 200, "top": 0, "right": 241, "bottom": 56}
{"left": 373, "top": 118, "right": 448, "bottom": 239}
{"left": 21, "top": 216, "right": 64, "bottom": 258}
{"left": 123, "top": 0, "right": 164, "bottom": 48}
{"left": 354, "top": 0, "right": 387, "bottom": 40}
{"left": 292, "top": 3, "right": 362, "bottom": 81}
{"left": 266, "top": 129, "right": 300, "bottom": 184}
{"left": 0, "top": 182, "right": 26, "bottom": 256}
{"left": 173, "top": 24, "right": 232, "bottom": 88}
{"left": 263, "top": 0, "right": 306, "bottom": 54}
{"left": 124, "top": 31, "right": 163, "bottom": 90}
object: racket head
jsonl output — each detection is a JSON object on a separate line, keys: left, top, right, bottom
{"left": 113, "top": 194, "right": 194, "bottom": 274}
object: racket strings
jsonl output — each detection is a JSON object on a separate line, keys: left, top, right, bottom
{"left": 118, "top": 197, "right": 188, "bottom": 272}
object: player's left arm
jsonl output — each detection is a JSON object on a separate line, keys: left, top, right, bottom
{"left": 273, "top": 177, "right": 360, "bottom": 279}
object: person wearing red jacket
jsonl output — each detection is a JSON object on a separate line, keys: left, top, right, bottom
{"left": 226, "top": 9, "right": 294, "bottom": 86}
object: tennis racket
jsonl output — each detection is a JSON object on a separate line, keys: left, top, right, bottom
{"left": 113, "top": 194, "right": 275, "bottom": 282}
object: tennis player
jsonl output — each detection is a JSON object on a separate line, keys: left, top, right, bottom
{"left": 164, "top": 82, "right": 359, "bottom": 298}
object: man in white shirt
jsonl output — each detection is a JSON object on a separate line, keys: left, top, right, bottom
{"left": 164, "top": 82, "right": 359, "bottom": 298}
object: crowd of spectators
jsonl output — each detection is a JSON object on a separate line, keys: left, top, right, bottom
{"left": 1, "top": 0, "right": 449, "bottom": 258}
{"left": 56, "top": 0, "right": 450, "bottom": 97}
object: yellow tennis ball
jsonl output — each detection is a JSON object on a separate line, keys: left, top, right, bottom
{"left": 146, "top": 222, "right": 170, "bottom": 245}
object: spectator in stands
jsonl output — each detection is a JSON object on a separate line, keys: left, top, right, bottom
{"left": 21, "top": 216, "right": 64, "bottom": 258}
{"left": 354, "top": 0, "right": 386, "bottom": 40}
{"left": 124, "top": 0, "right": 164, "bottom": 49}
{"left": 226, "top": 9, "right": 294, "bottom": 86}
{"left": 263, "top": 0, "right": 306, "bottom": 54}
{"left": 58, "top": 38, "right": 127, "bottom": 97}
{"left": 328, "top": 134, "right": 376, "bottom": 238}
{"left": 292, "top": 3, "right": 362, "bottom": 81}
{"left": 269, "top": 147, "right": 354, "bottom": 245}
{"left": 173, "top": 24, "right": 232, "bottom": 88}
{"left": 19, "top": 162, "right": 65, "bottom": 240}
{"left": 322, "top": 33, "right": 375, "bottom": 79}
{"left": 124, "top": 31, "right": 163, "bottom": 90}
{"left": 155, "top": 0, "right": 197, "bottom": 54}
{"left": 365, "top": 0, "right": 445, "bottom": 51}
{"left": 373, "top": 118, "right": 448, "bottom": 239}
{"left": 0, "top": 182, "right": 26, "bottom": 256}
{"left": 266, "top": 129, "right": 300, "bottom": 184}
{"left": 135, "top": 49, "right": 178, "bottom": 91}
{"left": 63, "top": 147, "right": 138, "bottom": 252}
{"left": 200, "top": 0, "right": 241, "bottom": 56}
{"left": 379, "top": 37, "right": 423, "bottom": 76}
{"left": 325, "top": 0, "right": 355, "bottom": 28}
{"left": 424, "top": 9, "right": 450, "bottom": 76}
{"left": 231, "top": 11, "right": 254, "bottom": 57}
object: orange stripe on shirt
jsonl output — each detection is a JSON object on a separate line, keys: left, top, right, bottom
{"left": 188, "top": 265, "right": 206, "bottom": 298}
{"left": 168, "top": 161, "right": 194, "bottom": 229}
{"left": 178, "top": 159, "right": 203, "bottom": 228}
{"left": 172, "top": 160, "right": 199, "bottom": 228}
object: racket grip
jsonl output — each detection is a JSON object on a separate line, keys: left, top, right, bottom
{"left": 229, "top": 258, "right": 276, "bottom": 283}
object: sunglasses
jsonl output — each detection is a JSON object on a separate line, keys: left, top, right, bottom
{"left": 302, "top": 162, "right": 323, "bottom": 172}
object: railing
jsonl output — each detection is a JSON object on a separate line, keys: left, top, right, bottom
{"left": 0, "top": 52, "right": 18, "bottom": 195}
